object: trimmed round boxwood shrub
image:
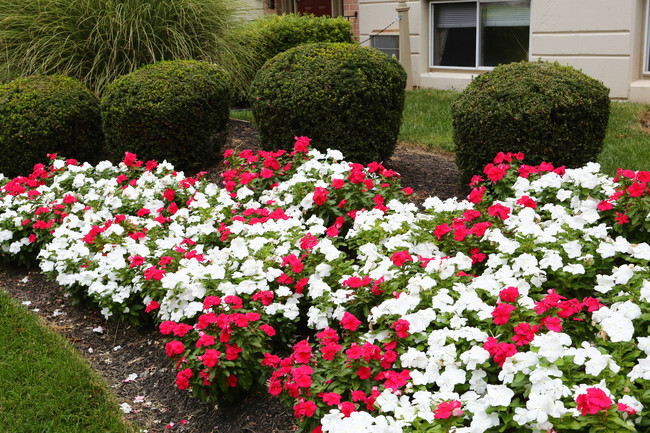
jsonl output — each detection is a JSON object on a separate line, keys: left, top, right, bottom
{"left": 233, "top": 14, "right": 353, "bottom": 106}
{"left": 101, "top": 60, "right": 231, "bottom": 172}
{"left": 249, "top": 43, "right": 407, "bottom": 164}
{"left": 0, "top": 75, "right": 104, "bottom": 178}
{"left": 451, "top": 61, "right": 611, "bottom": 188}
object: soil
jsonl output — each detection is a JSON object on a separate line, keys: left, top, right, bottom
{"left": 0, "top": 120, "right": 462, "bottom": 433}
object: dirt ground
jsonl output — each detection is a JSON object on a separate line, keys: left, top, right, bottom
{"left": 0, "top": 120, "right": 462, "bottom": 433}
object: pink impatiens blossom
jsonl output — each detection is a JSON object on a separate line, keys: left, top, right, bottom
{"left": 390, "top": 250, "right": 413, "bottom": 267}
{"left": 576, "top": 388, "right": 613, "bottom": 416}
{"left": 434, "top": 400, "right": 463, "bottom": 419}
{"left": 491, "top": 303, "right": 517, "bottom": 325}
{"left": 391, "top": 319, "right": 410, "bottom": 338}
{"left": 499, "top": 287, "right": 519, "bottom": 303}
{"left": 340, "top": 312, "right": 362, "bottom": 331}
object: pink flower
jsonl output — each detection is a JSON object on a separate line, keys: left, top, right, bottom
{"left": 293, "top": 340, "right": 313, "bottom": 364}
{"left": 145, "top": 300, "right": 160, "bottom": 312}
{"left": 321, "top": 392, "right": 342, "bottom": 406}
{"left": 499, "top": 287, "right": 519, "bottom": 303}
{"left": 512, "top": 322, "right": 539, "bottom": 346}
{"left": 292, "top": 365, "right": 314, "bottom": 388}
{"left": 597, "top": 200, "right": 613, "bottom": 211}
{"left": 262, "top": 352, "right": 281, "bottom": 368}
{"left": 313, "top": 187, "right": 329, "bottom": 205}
{"left": 488, "top": 203, "right": 510, "bottom": 220}
{"left": 159, "top": 321, "right": 177, "bottom": 335}
{"left": 294, "top": 400, "right": 317, "bottom": 418}
{"left": 201, "top": 349, "right": 221, "bottom": 368}
{"left": 615, "top": 212, "right": 629, "bottom": 224}
{"left": 225, "top": 344, "right": 242, "bottom": 361}
{"left": 434, "top": 400, "right": 463, "bottom": 419}
{"left": 390, "top": 250, "right": 413, "bottom": 267}
{"left": 541, "top": 316, "right": 563, "bottom": 332}
{"left": 357, "top": 366, "right": 372, "bottom": 380}
{"left": 294, "top": 136, "right": 311, "bottom": 153}
{"left": 492, "top": 303, "right": 517, "bottom": 325}
{"left": 175, "top": 368, "right": 192, "bottom": 390}
{"left": 165, "top": 340, "right": 185, "bottom": 358}
{"left": 331, "top": 179, "right": 345, "bottom": 189}
{"left": 467, "top": 186, "right": 486, "bottom": 204}
{"left": 260, "top": 324, "right": 276, "bottom": 336}
{"left": 340, "top": 401, "right": 356, "bottom": 417}
{"left": 163, "top": 188, "right": 175, "bottom": 201}
{"left": 391, "top": 319, "right": 410, "bottom": 338}
{"left": 618, "top": 403, "right": 636, "bottom": 415}
{"left": 576, "top": 388, "right": 613, "bottom": 416}
{"left": 433, "top": 223, "right": 451, "bottom": 240}
{"left": 516, "top": 195, "right": 537, "bottom": 209}
{"left": 340, "top": 312, "right": 362, "bottom": 331}
{"left": 227, "top": 374, "right": 237, "bottom": 387}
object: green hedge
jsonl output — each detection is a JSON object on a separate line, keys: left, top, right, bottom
{"left": 249, "top": 42, "right": 406, "bottom": 164}
{"left": 101, "top": 60, "right": 231, "bottom": 172}
{"left": 233, "top": 13, "right": 353, "bottom": 105}
{"left": 0, "top": 75, "right": 104, "bottom": 178}
{"left": 451, "top": 61, "right": 611, "bottom": 187}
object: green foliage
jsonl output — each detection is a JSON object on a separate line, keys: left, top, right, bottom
{"left": 0, "top": 290, "right": 135, "bottom": 433}
{"left": 233, "top": 13, "right": 353, "bottom": 105}
{"left": 0, "top": 0, "right": 254, "bottom": 96}
{"left": 249, "top": 42, "right": 407, "bottom": 164}
{"left": 451, "top": 61, "right": 611, "bottom": 187}
{"left": 101, "top": 60, "right": 231, "bottom": 172}
{"left": 0, "top": 75, "right": 104, "bottom": 178}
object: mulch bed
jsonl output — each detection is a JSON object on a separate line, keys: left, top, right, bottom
{"left": 0, "top": 120, "right": 463, "bottom": 433}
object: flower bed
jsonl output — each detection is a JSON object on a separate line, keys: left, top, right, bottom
{"left": 1, "top": 138, "right": 649, "bottom": 432}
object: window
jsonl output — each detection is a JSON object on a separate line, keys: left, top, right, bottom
{"left": 372, "top": 35, "right": 400, "bottom": 59}
{"left": 430, "top": 0, "right": 530, "bottom": 68}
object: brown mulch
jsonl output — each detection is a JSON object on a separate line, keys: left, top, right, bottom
{"left": 0, "top": 120, "right": 462, "bottom": 433}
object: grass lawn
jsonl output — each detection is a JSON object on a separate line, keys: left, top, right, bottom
{"left": 231, "top": 89, "right": 650, "bottom": 176}
{"left": 0, "top": 289, "right": 135, "bottom": 433}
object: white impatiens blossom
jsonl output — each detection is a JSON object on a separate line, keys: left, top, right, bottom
{"left": 530, "top": 332, "right": 572, "bottom": 363}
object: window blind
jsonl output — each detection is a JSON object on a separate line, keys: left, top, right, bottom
{"left": 481, "top": 1, "right": 530, "bottom": 27}
{"left": 435, "top": 3, "right": 477, "bottom": 28}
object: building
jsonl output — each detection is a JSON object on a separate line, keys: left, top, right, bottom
{"left": 357, "top": 0, "right": 650, "bottom": 102}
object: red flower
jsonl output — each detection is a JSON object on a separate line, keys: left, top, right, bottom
{"left": 499, "top": 287, "right": 519, "bottom": 303}
{"left": 340, "top": 312, "right": 362, "bottom": 331}
{"left": 313, "top": 187, "right": 329, "bottom": 205}
{"left": 163, "top": 188, "right": 175, "bottom": 201}
{"left": 262, "top": 352, "right": 281, "bottom": 368}
{"left": 615, "top": 212, "right": 629, "bottom": 225}
{"left": 294, "top": 136, "right": 311, "bottom": 153}
{"left": 159, "top": 320, "right": 177, "bottom": 335}
{"left": 357, "top": 366, "right": 372, "bottom": 380}
{"left": 175, "top": 368, "right": 192, "bottom": 390}
{"left": 225, "top": 344, "right": 242, "bottom": 360}
{"left": 391, "top": 319, "right": 410, "bottom": 338}
{"left": 597, "top": 200, "right": 613, "bottom": 211}
{"left": 321, "top": 392, "right": 342, "bottom": 406}
{"left": 576, "top": 388, "right": 613, "bottom": 416}
{"left": 331, "top": 178, "right": 345, "bottom": 189}
{"left": 226, "top": 374, "right": 237, "bottom": 387}
{"left": 173, "top": 323, "right": 194, "bottom": 337}
{"left": 294, "top": 400, "right": 317, "bottom": 418}
{"left": 488, "top": 203, "right": 511, "bottom": 220}
{"left": 516, "top": 195, "right": 537, "bottom": 209}
{"left": 200, "top": 349, "right": 221, "bottom": 368}
{"left": 390, "top": 250, "right": 413, "bottom": 267}
{"left": 145, "top": 300, "right": 160, "bottom": 313}
{"left": 468, "top": 186, "right": 486, "bottom": 204}
{"left": 260, "top": 324, "right": 276, "bottom": 336}
{"left": 433, "top": 223, "right": 451, "bottom": 240}
{"left": 618, "top": 403, "right": 636, "bottom": 415}
{"left": 292, "top": 365, "right": 314, "bottom": 388}
{"left": 491, "top": 303, "right": 517, "bottom": 325}
{"left": 512, "top": 322, "right": 539, "bottom": 346}
{"left": 434, "top": 400, "right": 463, "bottom": 419}
{"left": 541, "top": 316, "right": 563, "bottom": 332}
{"left": 293, "top": 340, "right": 313, "bottom": 363}
{"left": 165, "top": 340, "right": 185, "bottom": 358}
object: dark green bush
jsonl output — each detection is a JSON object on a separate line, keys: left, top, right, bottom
{"left": 249, "top": 42, "right": 406, "bottom": 164}
{"left": 0, "top": 75, "right": 104, "bottom": 178}
{"left": 451, "top": 61, "right": 611, "bottom": 187}
{"left": 101, "top": 60, "right": 231, "bottom": 172}
{"left": 233, "top": 14, "right": 353, "bottom": 106}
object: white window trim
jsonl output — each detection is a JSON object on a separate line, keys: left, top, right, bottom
{"left": 644, "top": 0, "right": 650, "bottom": 74}
{"left": 428, "top": 0, "right": 532, "bottom": 70}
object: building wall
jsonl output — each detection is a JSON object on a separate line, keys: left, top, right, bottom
{"left": 357, "top": 0, "right": 650, "bottom": 102}
{"left": 239, "top": 0, "right": 266, "bottom": 20}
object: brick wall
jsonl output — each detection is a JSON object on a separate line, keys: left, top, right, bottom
{"left": 343, "top": 0, "right": 359, "bottom": 38}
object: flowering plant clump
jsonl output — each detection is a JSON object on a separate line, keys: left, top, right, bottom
{"left": 2, "top": 139, "right": 650, "bottom": 433}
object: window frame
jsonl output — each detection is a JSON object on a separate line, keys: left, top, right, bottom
{"left": 644, "top": 0, "right": 650, "bottom": 74}
{"left": 371, "top": 34, "right": 400, "bottom": 60}
{"left": 428, "top": 0, "right": 532, "bottom": 70}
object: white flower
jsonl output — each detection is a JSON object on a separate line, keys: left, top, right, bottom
{"left": 601, "top": 314, "right": 635, "bottom": 343}
{"left": 486, "top": 384, "right": 514, "bottom": 407}
{"left": 530, "top": 332, "right": 571, "bottom": 363}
